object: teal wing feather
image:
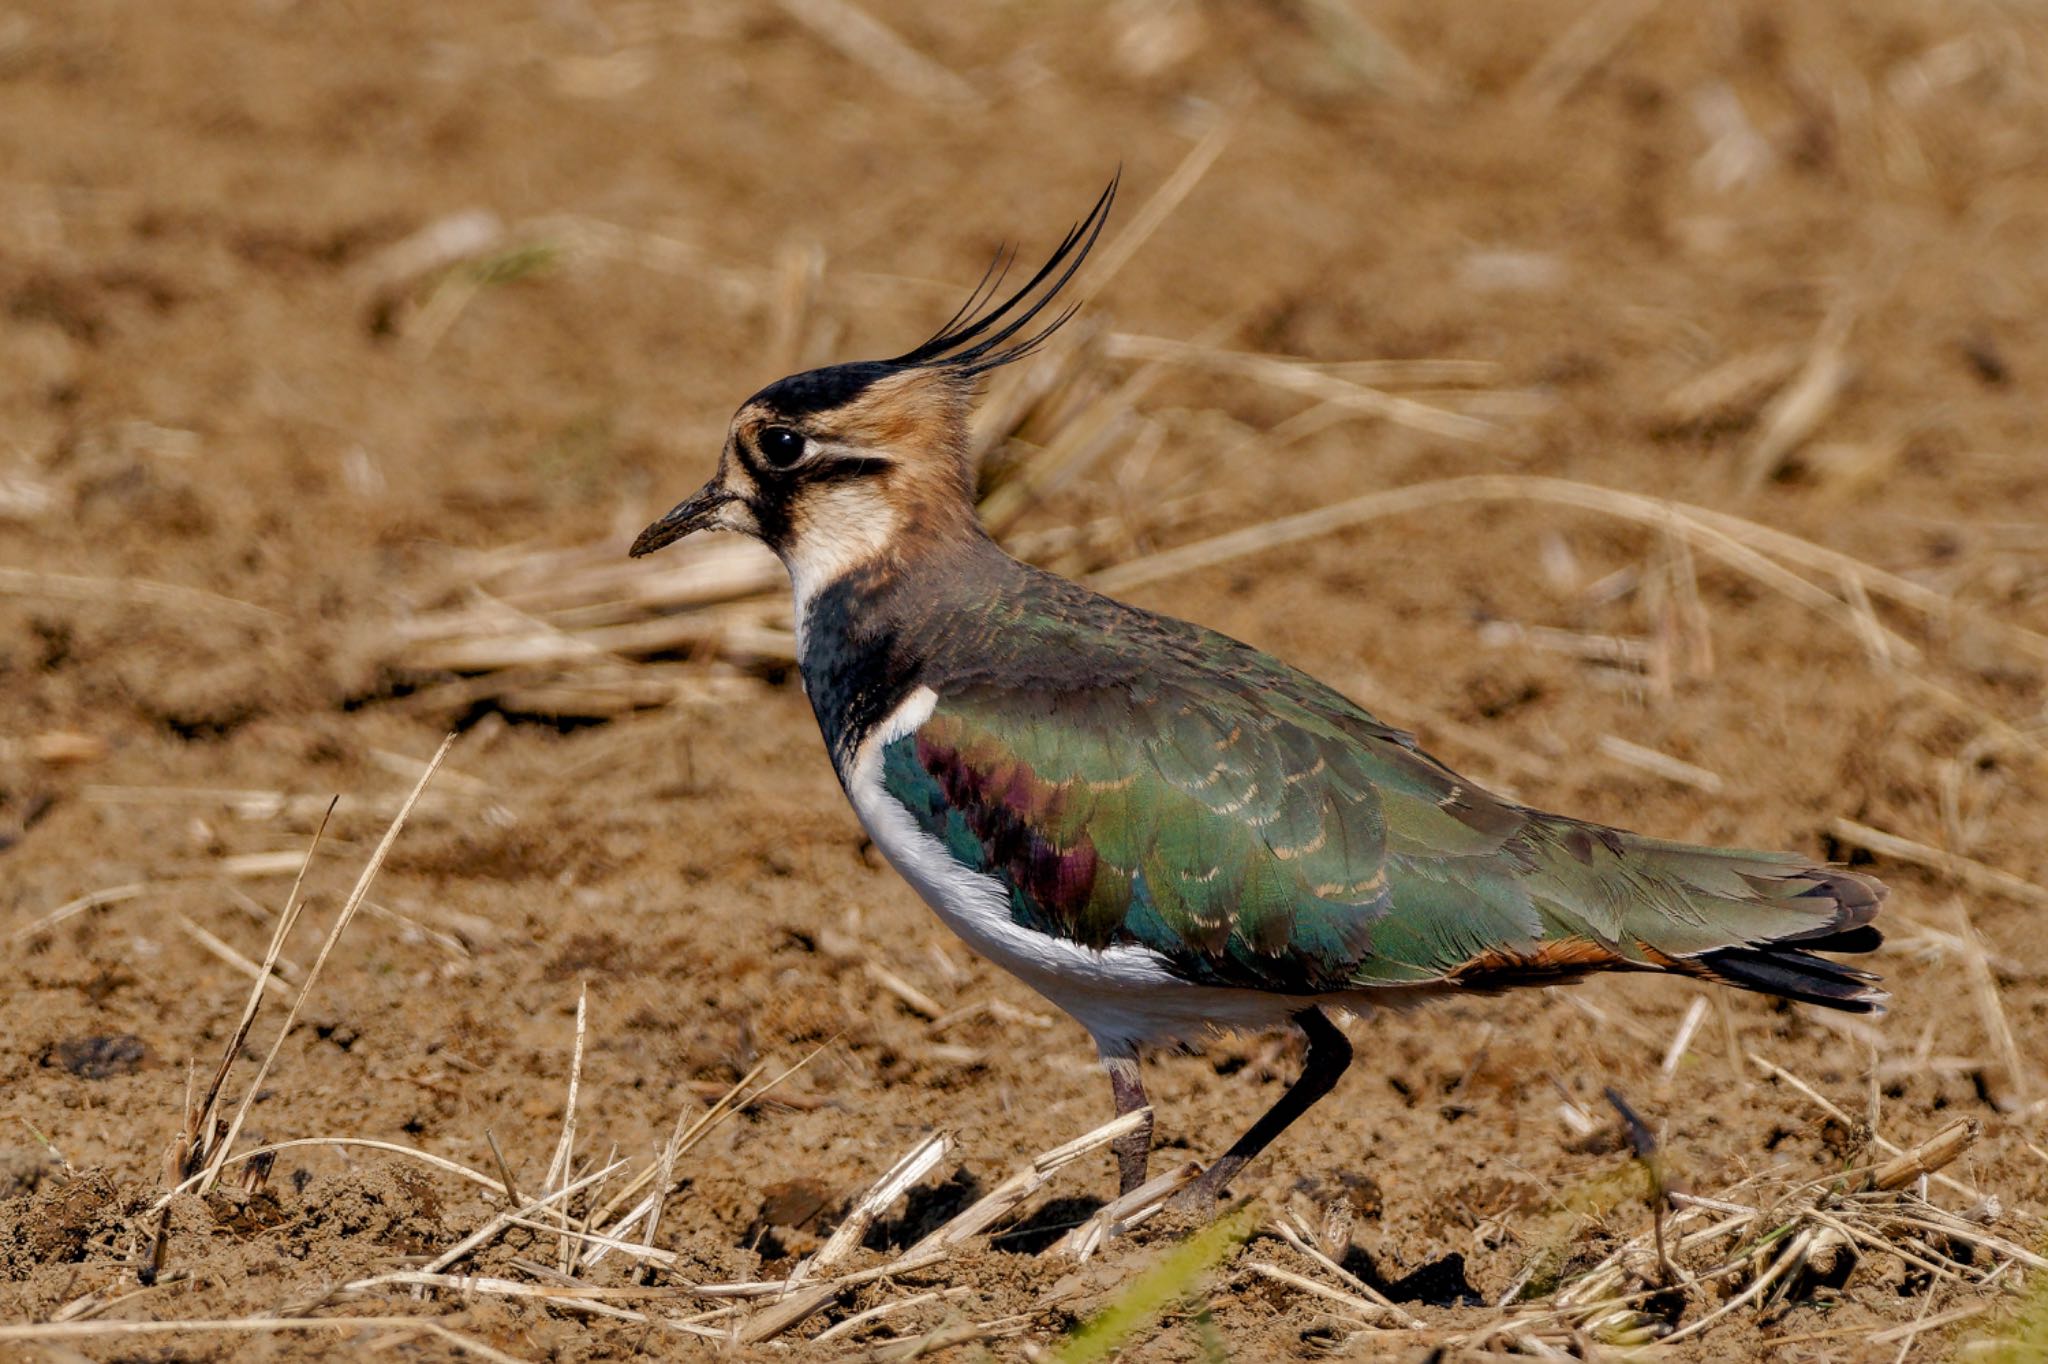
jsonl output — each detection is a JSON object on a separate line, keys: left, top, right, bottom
{"left": 881, "top": 611, "right": 1884, "bottom": 1006}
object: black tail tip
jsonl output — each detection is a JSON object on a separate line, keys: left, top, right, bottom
{"left": 1697, "top": 944, "right": 1889, "bottom": 1014}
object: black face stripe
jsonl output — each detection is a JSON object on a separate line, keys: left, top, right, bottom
{"left": 803, "top": 455, "right": 893, "bottom": 485}
{"left": 745, "top": 493, "right": 790, "bottom": 548}
{"left": 728, "top": 437, "right": 784, "bottom": 542}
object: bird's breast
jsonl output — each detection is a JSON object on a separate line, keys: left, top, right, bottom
{"left": 845, "top": 690, "right": 1178, "bottom": 981}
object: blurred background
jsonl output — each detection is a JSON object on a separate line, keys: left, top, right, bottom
{"left": 4, "top": 0, "right": 2047, "bottom": 1356}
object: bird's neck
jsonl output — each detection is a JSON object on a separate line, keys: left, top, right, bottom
{"left": 792, "top": 527, "right": 1018, "bottom": 773}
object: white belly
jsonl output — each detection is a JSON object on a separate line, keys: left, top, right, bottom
{"left": 844, "top": 686, "right": 1336, "bottom": 1054}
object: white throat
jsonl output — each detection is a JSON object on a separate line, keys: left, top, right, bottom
{"left": 784, "top": 485, "right": 899, "bottom": 660}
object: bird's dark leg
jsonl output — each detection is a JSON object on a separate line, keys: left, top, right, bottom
{"left": 1103, "top": 1054, "right": 1153, "bottom": 1197}
{"left": 1177, "top": 1006, "right": 1352, "bottom": 1210}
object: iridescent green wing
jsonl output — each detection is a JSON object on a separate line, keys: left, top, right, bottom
{"left": 878, "top": 632, "right": 1550, "bottom": 992}
{"left": 881, "top": 619, "right": 1878, "bottom": 999}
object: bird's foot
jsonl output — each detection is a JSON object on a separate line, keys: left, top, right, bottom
{"left": 1167, "top": 1149, "right": 1255, "bottom": 1217}
{"left": 1162, "top": 1169, "right": 1230, "bottom": 1219}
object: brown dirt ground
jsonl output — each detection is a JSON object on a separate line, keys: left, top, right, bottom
{"left": 4, "top": 0, "right": 2048, "bottom": 1359}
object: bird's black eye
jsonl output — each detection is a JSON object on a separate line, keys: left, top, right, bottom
{"left": 756, "top": 426, "right": 807, "bottom": 469}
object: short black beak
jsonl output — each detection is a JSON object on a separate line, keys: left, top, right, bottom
{"left": 630, "top": 485, "right": 737, "bottom": 558}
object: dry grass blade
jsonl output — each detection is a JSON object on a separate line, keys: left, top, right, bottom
{"left": 0, "top": 1316, "right": 525, "bottom": 1364}
{"left": 0, "top": 564, "right": 281, "bottom": 624}
{"left": 218, "top": 849, "right": 341, "bottom": 878}
{"left": 169, "top": 913, "right": 297, "bottom": 996}
{"left": 909, "top": 1107, "right": 1152, "bottom": 1253}
{"left": 1104, "top": 333, "right": 1499, "bottom": 443}
{"left": 1271, "top": 1215, "right": 1425, "bottom": 1327}
{"left": 1938, "top": 894, "right": 2033, "bottom": 1112}
{"left": 1740, "top": 308, "right": 1854, "bottom": 492}
{"left": 739, "top": 1132, "right": 954, "bottom": 1343}
{"left": 399, "top": 599, "right": 794, "bottom": 674}
{"left": 189, "top": 801, "right": 333, "bottom": 1194}
{"left": 409, "top": 536, "right": 781, "bottom": 626}
{"left": 340, "top": 1270, "right": 693, "bottom": 1303}
{"left": 497, "top": 1211, "right": 678, "bottom": 1266}
{"left": 1067, "top": 108, "right": 1239, "bottom": 314}
{"left": 1870, "top": 1302, "right": 1991, "bottom": 1346}
{"left": 139, "top": 803, "right": 338, "bottom": 1281}
{"left": 736, "top": 1276, "right": 876, "bottom": 1343}
{"left": 867, "top": 961, "right": 944, "bottom": 1020}
{"left": 543, "top": 983, "right": 589, "bottom": 1272}
{"left": 483, "top": 1122, "right": 520, "bottom": 1204}
{"left": 870, "top": 1312, "right": 1034, "bottom": 1360}
{"left": 161, "top": 1136, "right": 505, "bottom": 1204}
{"left": 1322, "top": 358, "right": 1501, "bottom": 385}
{"left": 632, "top": 1103, "right": 689, "bottom": 1260}
{"left": 1482, "top": 620, "right": 1655, "bottom": 669}
{"left": 693, "top": 1249, "right": 949, "bottom": 1299}
{"left": 338, "top": 1268, "right": 731, "bottom": 1336}
{"left": 1671, "top": 506, "right": 2048, "bottom": 667}
{"left": 81, "top": 783, "right": 426, "bottom": 821}
{"left": 810, "top": 1286, "right": 971, "bottom": 1344}
{"left": 773, "top": 0, "right": 981, "bottom": 108}
{"left": 1093, "top": 473, "right": 1927, "bottom": 663}
{"left": 1598, "top": 736, "right": 1726, "bottom": 793}
{"left": 812, "top": 1132, "right": 955, "bottom": 1276}
{"left": 423, "top": 1158, "right": 635, "bottom": 1276}
{"left": 1053, "top": 1161, "right": 1202, "bottom": 1260}
{"left": 196, "top": 740, "right": 454, "bottom": 1199}
{"left": 1246, "top": 1262, "right": 1402, "bottom": 1327}
{"left": 1515, "top": 0, "right": 1667, "bottom": 109}
{"left": 1748, "top": 1051, "right": 1981, "bottom": 1200}
{"left": 1832, "top": 817, "right": 2048, "bottom": 909}
{"left": 583, "top": 1042, "right": 827, "bottom": 1257}
{"left": 1659, "top": 996, "right": 1711, "bottom": 1079}
{"left": 1290, "top": 0, "right": 1448, "bottom": 102}
{"left": 45, "top": 1275, "right": 183, "bottom": 1324}
{"left": 1856, "top": 1205, "right": 2048, "bottom": 1272}
{"left": 8, "top": 881, "right": 150, "bottom": 946}
{"left": 1656, "top": 344, "right": 1802, "bottom": 432}
{"left": 768, "top": 238, "right": 827, "bottom": 373}
{"left": 1557, "top": 995, "right": 1666, "bottom": 1058}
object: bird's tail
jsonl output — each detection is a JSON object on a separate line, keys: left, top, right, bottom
{"left": 1521, "top": 822, "right": 1889, "bottom": 1013}
{"left": 1683, "top": 905, "right": 1886, "bottom": 1011}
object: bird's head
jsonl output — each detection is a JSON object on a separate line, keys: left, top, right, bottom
{"left": 629, "top": 178, "right": 1115, "bottom": 597}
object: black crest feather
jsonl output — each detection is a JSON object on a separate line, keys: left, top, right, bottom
{"left": 741, "top": 176, "right": 1118, "bottom": 422}
{"left": 888, "top": 172, "right": 1118, "bottom": 379}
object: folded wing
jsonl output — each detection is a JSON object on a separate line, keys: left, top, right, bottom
{"left": 880, "top": 626, "right": 1883, "bottom": 1010}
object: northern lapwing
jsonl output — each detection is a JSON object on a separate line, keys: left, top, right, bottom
{"left": 631, "top": 180, "right": 1886, "bottom": 1211}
